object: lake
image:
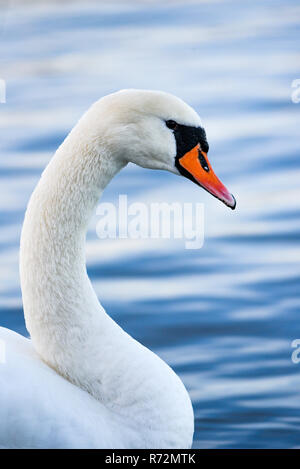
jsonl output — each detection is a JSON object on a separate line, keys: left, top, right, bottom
{"left": 0, "top": 0, "right": 300, "bottom": 448}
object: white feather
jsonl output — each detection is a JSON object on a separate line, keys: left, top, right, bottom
{"left": 1, "top": 90, "right": 200, "bottom": 448}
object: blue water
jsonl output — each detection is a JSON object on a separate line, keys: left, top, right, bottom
{"left": 1, "top": 0, "right": 300, "bottom": 448}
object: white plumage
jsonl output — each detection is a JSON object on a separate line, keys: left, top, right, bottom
{"left": 0, "top": 90, "right": 208, "bottom": 448}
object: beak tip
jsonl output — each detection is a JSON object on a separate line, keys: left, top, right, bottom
{"left": 229, "top": 194, "right": 236, "bottom": 210}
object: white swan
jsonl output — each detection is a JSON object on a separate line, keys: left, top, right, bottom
{"left": 0, "top": 89, "right": 235, "bottom": 449}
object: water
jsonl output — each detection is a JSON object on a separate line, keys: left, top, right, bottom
{"left": 1, "top": 0, "right": 300, "bottom": 448}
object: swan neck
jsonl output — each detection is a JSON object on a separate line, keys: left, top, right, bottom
{"left": 20, "top": 128, "right": 125, "bottom": 352}
{"left": 19, "top": 113, "right": 193, "bottom": 448}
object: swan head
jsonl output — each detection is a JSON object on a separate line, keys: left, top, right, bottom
{"left": 93, "top": 89, "right": 236, "bottom": 209}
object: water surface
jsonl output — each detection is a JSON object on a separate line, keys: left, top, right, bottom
{"left": 0, "top": 0, "right": 300, "bottom": 448}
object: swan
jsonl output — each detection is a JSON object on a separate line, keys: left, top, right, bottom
{"left": 0, "top": 89, "right": 236, "bottom": 449}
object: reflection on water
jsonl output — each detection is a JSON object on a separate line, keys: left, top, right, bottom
{"left": 0, "top": 0, "right": 300, "bottom": 448}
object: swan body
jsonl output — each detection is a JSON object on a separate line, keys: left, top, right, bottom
{"left": 0, "top": 327, "right": 128, "bottom": 449}
{"left": 0, "top": 90, "right": 235, "bottom": 448}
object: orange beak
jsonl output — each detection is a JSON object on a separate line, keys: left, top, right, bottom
{"left": 178, "top": 144, "right": 236, "bottom": 209}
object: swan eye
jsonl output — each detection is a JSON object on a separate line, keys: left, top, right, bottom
{"left": 166, "top": 120, "right": 178, "bottom": 130}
